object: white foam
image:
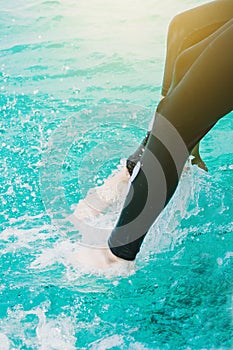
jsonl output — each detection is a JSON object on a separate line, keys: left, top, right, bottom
{"left": 89, "top": 334, "right": 150, "bottom": 350}
{"left": 31, "top": 239, "right": 136, "bottom": 279}
{"left": 35, "top": 309, "right": 76, "bottom": 350}
{"left": 31, "top": 240, "right": 78, "bottom": 270}
{"left": 1, "top": 223, "right": 57, "bottom": 254}
{"left": 0, "top": 304, "right": 76, "bottom": 350}
{"left": 89, "top": 334, "right": 124, "bottom": 349}
{"left": 0, "top": 333, "right": 10, "bottom": 350}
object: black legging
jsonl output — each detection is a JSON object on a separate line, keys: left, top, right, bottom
{"left": 108, "top": 10, "right": 233, "bottom": 260}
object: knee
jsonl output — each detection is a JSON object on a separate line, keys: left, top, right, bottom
{"left": 167, "top": 13, "right": 186, "bottom": 44}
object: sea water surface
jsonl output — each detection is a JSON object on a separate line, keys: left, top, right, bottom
{"left": 0, "top": 0, "right": 233, "bottom": 349}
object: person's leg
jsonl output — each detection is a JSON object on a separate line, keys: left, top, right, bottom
{"left": 109, "top": 22, "right": 233, "bottom": 260}
{"left": 162, "top": 0, "right": 233, "bottom": 96}
{"left": 159, "top": 20, "right": 233, "bottom": 150}
{"left": 129, "top": 0, "right": 233, "bottom": 168}
{"left": 169, "top": 19, "right": 233, "bottom": 94}
{"left": 162, "top": 0, "right": 233, "bottom": 168}
{"left": 168, "top": 18, "right": 233, "bottom": 170}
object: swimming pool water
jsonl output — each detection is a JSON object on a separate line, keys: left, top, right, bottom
{"left": 0, "top": 0, "right": 233, "bottom": 349}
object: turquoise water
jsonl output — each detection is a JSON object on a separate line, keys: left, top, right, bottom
{"left": 0, "top": 0, "right": 233, "bottom": 349}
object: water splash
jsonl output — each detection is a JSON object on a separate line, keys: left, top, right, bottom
{"left": 0, "top": 303, "right": 76, "bottom": 350}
